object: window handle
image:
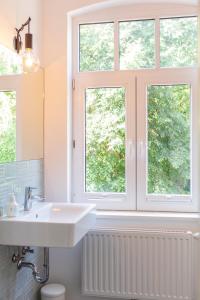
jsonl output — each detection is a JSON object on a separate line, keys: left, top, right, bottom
{"left": 138, "top": 141, "right": 145, "bottom": 159}
{"left": 128, "top": 141, "right": 135, "bottom": 160}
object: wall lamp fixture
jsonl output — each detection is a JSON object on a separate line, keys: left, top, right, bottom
{"left": 13, "top": 17, "right": 39, "bottom": 73}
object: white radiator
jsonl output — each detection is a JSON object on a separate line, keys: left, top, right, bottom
{"left": 82, "top": 229, "right": 194, "bottom": 299}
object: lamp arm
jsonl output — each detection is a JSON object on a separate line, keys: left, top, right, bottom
{"left": 15, "top": 17, "right": 31, "bottom": 35}
{"left": 14, "top": 17, "right": 31, "bottom": 53}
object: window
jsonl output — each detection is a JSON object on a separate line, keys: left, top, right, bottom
{"left": 0, "top": 43, "right": 21, "bottom": 162}
{"left": 72, "top": 4, "right": 199, "bottom": 212}
{"left": 160, "top": 17, "right": 198, "bottom": 68}
{"left": 119, "top": 19, "right": 155, "bottom": 69}
{"left": 79, "top": 23, "right": 114, "bottom": 71}
{"left": 137, "top": 70, "right": 198, "bottom": 212}
{"left": 85, "top": 87, "right": 126, "bottom": 193}
{"left": 147, "top": 84, "right": 191, "bottom": 195}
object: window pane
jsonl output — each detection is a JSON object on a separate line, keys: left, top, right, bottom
{"left": 119, "top": 19, "right": 155, "bottom": 69}
{"left": 79, "top": 23, "right": 114, "bottom": 72}
{"left": 0, "top": 91, "right": 16, "bottom": 163}
{"left": 85, "top": 87, "right": 125, "bottom": 193}
{"left": 0, "top": 44, "right": 21, "bottom": 75}
{"left": 147, "top": 85, "right": 191, "bottom": 195}
{"left": 160, "top": 17, "right": 198, "bottom": 68}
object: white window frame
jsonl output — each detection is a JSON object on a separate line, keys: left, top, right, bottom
{"left": 137, "top": 68, "right": 199, "bottom": 212}
{"left": 71, "top": 3, "right": 199, "bottom": 212}
{"left": 73, "top": 72, "right": 136, "bottom": 210}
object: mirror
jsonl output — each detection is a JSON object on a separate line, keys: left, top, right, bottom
{"left": 0, "top": 69, "right": 44, "bottom": 163}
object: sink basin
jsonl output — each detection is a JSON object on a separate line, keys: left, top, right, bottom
{"left": 0, "top": 202, "right": 96, "bottom": 247}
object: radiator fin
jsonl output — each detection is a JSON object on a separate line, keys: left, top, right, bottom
{"left": 82, "top": 230, "right": 193, "bottom": 300}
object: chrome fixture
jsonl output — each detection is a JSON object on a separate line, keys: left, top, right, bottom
{"left": 12, "top": 246, "right": 49, "bottom": 284}
{"left": 12, "top": 246, "right": 22, "bottom": 263}
{"left": 24, "top": 186, "right": 37, "bottom": 211}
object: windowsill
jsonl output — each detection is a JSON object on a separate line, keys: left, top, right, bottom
{"left": 91, "top": 210, "right": 200, "bottom": 231}
{"left": 95, "top": 210, "right": 200, "bottom": 222}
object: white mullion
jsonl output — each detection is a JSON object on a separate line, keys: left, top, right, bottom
{"left": 191, "top": 71, "right": 200, "bottom": 212}
{"left": 155, "top": 18, "right": 160, "bottom": 69}
{"left": 73, "top": 79, "right": 85, "bottom": 202}
{"left": 126, "top": 75, "right": 136, "bottom": 210}
{"left": 136, "top": 75, "right": 147, "bottom": 211}
{"left": 114, "top": 20, "right": 120, "bottom": 71}
{"left": 135, "top": 76, "right": 138, "bottom": 211}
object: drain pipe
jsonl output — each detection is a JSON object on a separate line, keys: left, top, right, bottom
{"left": 16, "top": 247, "right": 49, "bottom": 284}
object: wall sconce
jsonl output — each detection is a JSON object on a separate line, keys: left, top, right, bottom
{"left": 13, "top": 17, "right": 40, "bottom": 73}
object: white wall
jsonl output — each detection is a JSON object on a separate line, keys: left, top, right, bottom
{"left": 17, "top": 70, "right": 44, "bottom": 160}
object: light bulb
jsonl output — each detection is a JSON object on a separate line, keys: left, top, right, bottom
{"left": 22, "top": 48, "right": 40, "bottom": 73}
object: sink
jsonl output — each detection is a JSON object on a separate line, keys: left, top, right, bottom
{"left": 0, "top": 202, "right": 96, "bottom": 247}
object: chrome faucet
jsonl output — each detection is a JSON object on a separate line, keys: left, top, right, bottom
{"left": 24, "top": 186, "right": 37, "bottom": 211}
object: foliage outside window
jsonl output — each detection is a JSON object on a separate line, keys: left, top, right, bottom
{"left": 119, "top": 19, "right": 155, "bottom": 69}
{"left": 0, "top": 44, "right": 21, "bottom": 75}
{"left": 147, "top": 85, "right": 191, "bottom": 195}
{"left": 0, "top": 44, "right": 19, "bottom": 163}
{"left": 160, "top": 17, "right": 198, "bottom": 68}
{"left": 86, "top": 87, "right": 125, "bottom": 193}
{"left": 79, "top": 23, "right": 114, "bottom": 72}
{"left": 79, "top": 16, "right": 197, "bottom": 71}
{"left": 0, "top": 91, "right": 16, "bottom": 163}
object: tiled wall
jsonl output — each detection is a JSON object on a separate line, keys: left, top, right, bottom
{"left": 0, "top": 159, "right": 44, "bottom": 300}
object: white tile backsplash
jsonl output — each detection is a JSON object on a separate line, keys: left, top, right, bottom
{"left": 0, "top": 159, "right": 44, "bottom": 300}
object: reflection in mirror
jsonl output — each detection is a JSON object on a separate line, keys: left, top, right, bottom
{"left": 0, "top": 44, "right": 44, "bottom": 164}
{"left": 0, "top": 44, "right": 21, "bottom": 75}
{"left": 0, "top": 91, "right": 16, "bottom": 163}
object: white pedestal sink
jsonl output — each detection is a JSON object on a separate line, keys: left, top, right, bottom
{"left": 0, "top": 202, "right": 96, "bottom": 247}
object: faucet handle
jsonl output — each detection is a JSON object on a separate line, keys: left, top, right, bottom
{"left": 31, "top": 195, "right": 46, "bottom": 202}
{"left": 28, "top": 187, "right": 38, "bottom": 191}
{"left": 25, "top": 186, "right": 38, "bottom": 193}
